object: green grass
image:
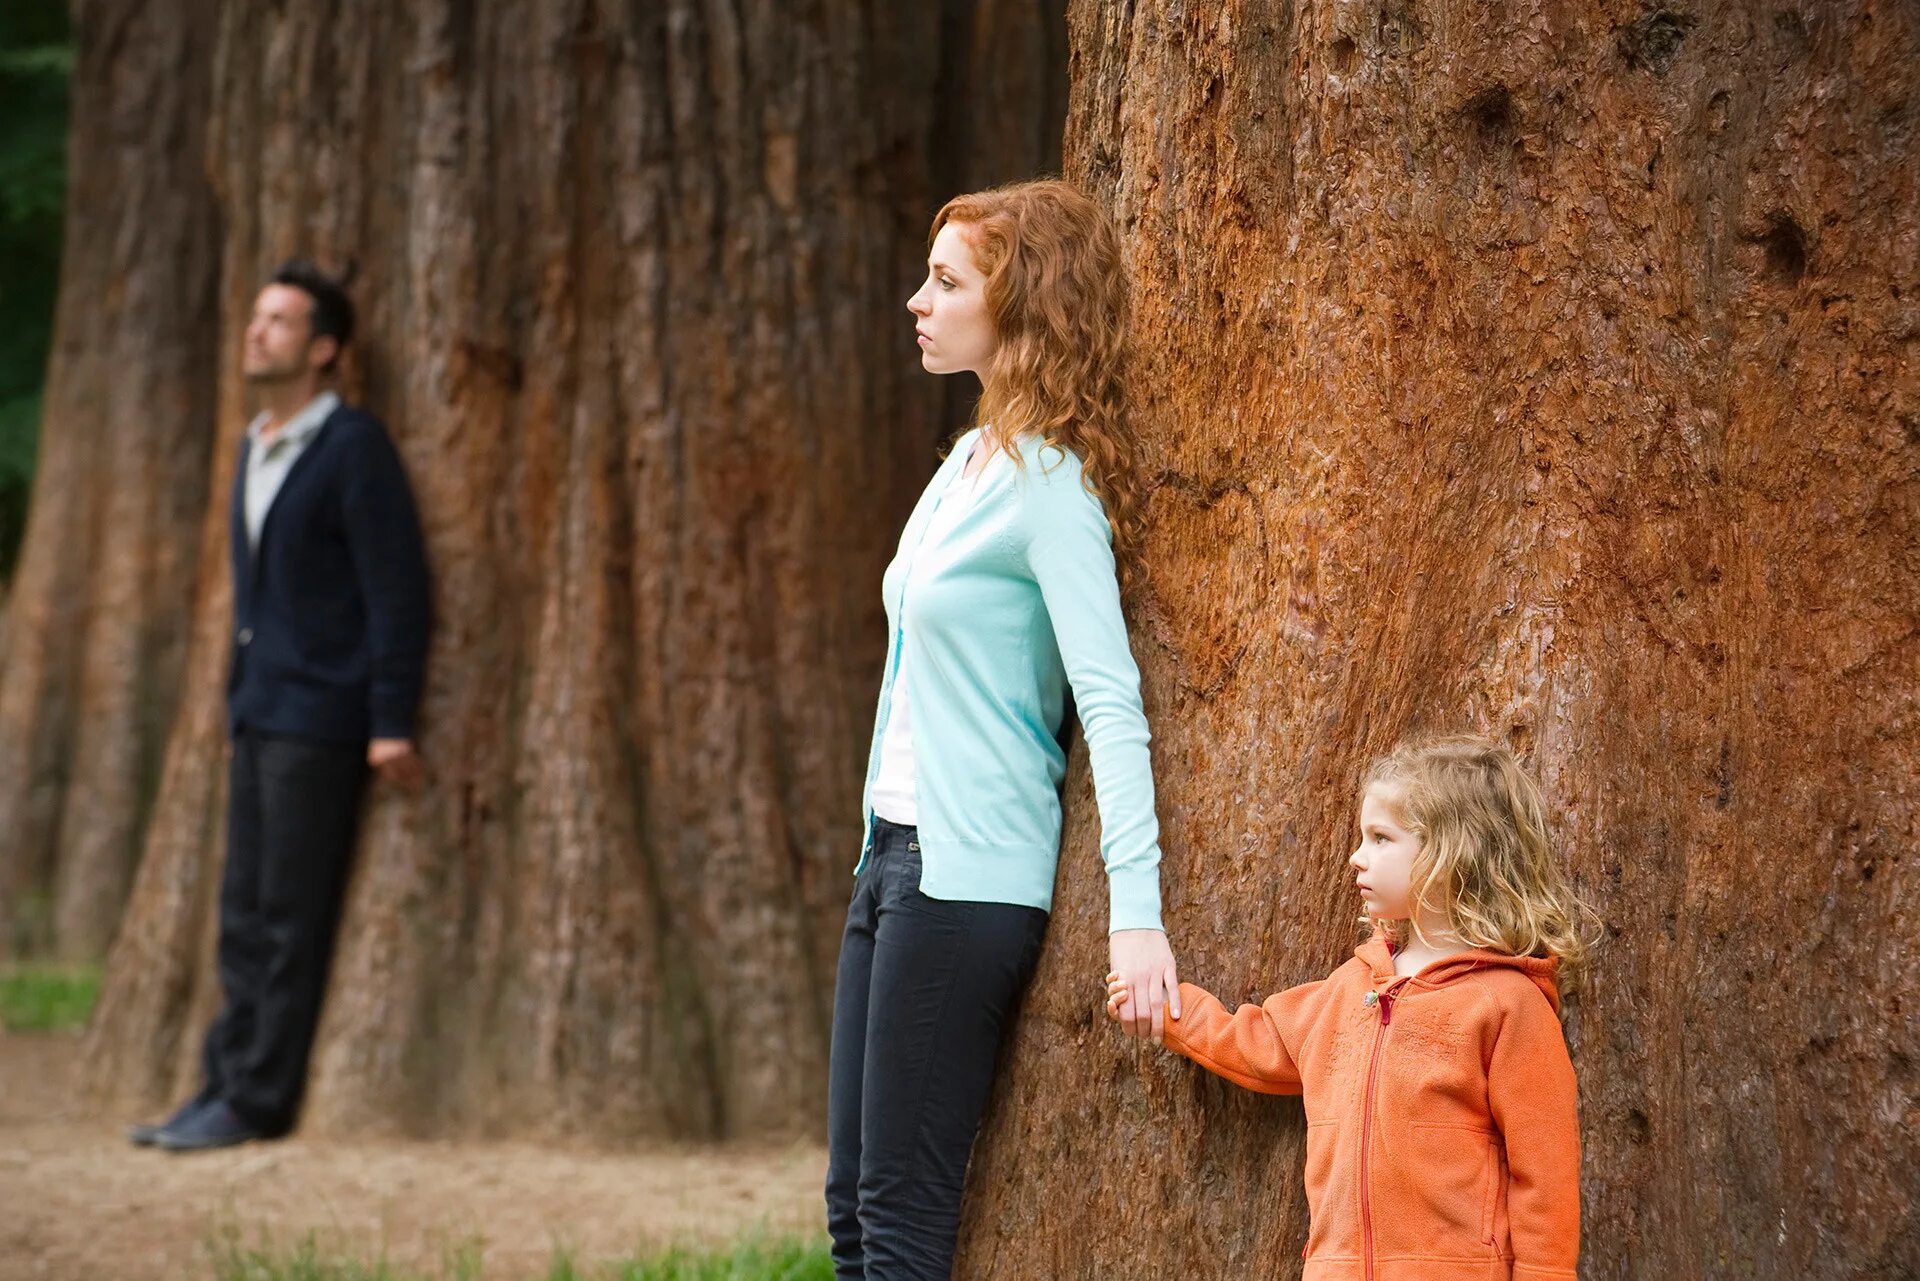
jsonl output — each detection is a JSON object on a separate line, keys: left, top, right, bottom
{"left": 0, "top": 963, "right": 100, "bottom": 1031}
{"left": 570, "top": 1238, "right": 830, "bottom": 1281}
{"left": 203, "top": 1228, "right": 833, "bottom": 1281}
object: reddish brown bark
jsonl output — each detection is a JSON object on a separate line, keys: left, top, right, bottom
{"left": 957, "top": 3, "right": 1917, "bottom": 1278}
{"left": 76, "top": 0, "right": 1064, "bottom": 1141}
{"left": 0, "top": 0, "right": 222, "bottom": 961}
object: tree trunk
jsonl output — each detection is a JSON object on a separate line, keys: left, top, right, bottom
{"left": 957, "top": 3, "right": 1917, "bottom": 1278}
{"left": 77, "top": 0, "right": 1063, "bottom": 1140}
{"left": 0, "top": 0, "right": 221, "bottom": 960}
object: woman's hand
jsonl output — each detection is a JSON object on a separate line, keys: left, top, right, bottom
{"left": 1107, "top": 928, "right": 1180, "bottom": 1044}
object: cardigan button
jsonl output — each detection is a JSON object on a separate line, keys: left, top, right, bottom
{"left": 237, "top": 627, "right": 254, "bottom": 646}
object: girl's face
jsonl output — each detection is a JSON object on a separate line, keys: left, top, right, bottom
{"left": 1349, "top": 783, "right": 1422, "bottom": 921}
{"left": 906, "top": 221, "right": 997, "bottom": 376}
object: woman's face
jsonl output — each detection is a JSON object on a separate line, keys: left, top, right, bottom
{"left": 907, "top": 221, "right": 997, "bottom": 376}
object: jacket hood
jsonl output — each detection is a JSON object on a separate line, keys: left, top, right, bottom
{"left": 1356, "top": 931, "right": 1562, "bottom": 1014}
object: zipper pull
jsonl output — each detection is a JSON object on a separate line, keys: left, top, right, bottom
{"left": 1377, "top": 978, "right": 1408, "bottom": 1026}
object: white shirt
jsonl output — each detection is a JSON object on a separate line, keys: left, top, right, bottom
{"left": 869, "top": 448, "right": 999, "bottom": 825}
{"left": 243, "top": 390, "right": 340, "bottom": 550}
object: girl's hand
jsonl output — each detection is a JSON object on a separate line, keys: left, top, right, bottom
{"left": 1107, "top": 928, "right": 1181, "bottom": 1044}
{"left": 1104, "top": 974, "right": 1132, "bottom": 1023}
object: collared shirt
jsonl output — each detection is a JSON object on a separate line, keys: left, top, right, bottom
{"left": 243, "top": 390, "right": 340, "bottom": 549}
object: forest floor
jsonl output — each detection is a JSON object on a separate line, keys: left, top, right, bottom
{"left": 0, "top": 1033, "right": 827, "bottom": 1280}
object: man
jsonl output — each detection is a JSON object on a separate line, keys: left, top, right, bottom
{"left": 130, "top": 261, "right": 431, "bottom": 1152}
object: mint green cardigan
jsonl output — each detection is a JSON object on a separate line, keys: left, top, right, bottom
{"left": 856, "top": 428, "right": 1164, "bottom": 933}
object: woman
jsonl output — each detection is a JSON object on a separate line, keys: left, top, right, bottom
{"left": 824, "top": 179, "right": 1180, "bottom": 1280}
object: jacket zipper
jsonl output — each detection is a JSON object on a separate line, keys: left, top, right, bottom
{"left": 1359, "top": 978, "right": 1407, "bottom": 1281}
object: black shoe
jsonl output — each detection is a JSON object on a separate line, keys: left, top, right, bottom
{"left": 128, "top": 1095, "right": 214, "bottom": 1147}
{"left": 153, "top": 1101, "right": 263, "bottom": 1153}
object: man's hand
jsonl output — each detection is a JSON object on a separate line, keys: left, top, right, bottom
{"left": 368, "top": 738, "right": 424, "bottom": 791}
{"left": 1108, "top": 928, "right": 1180, "bottom": 1044}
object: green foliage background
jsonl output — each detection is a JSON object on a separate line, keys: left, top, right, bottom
{"left": 0, "top": 4, "right": 69, "bottom": 583}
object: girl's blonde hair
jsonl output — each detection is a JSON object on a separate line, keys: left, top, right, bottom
{"left": 929, "top": 180, "right": 1143, "bottom": 578}
{"left": 1363, "top": 735, "right": 1595, "bottom": 986}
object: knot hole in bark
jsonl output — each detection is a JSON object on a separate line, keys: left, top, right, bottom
{"left": 1755, "top": 210, "right": 1809, "bottom": 285}
{"left": 1461, "top": 85, "right": 1517, "bottom": 153}
{"left": 1617, "top": 9, "right": 1695, "bottom": 75}
{"left": 1329, "top": 36, "right": 1359, "bottom": 75}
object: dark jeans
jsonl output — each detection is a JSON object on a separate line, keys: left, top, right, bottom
{"left": 825, "top": 817, "right": 1049, "bottom": 1280}
{"left": 197, "top": 729, "right": 367, "bottom": 1132}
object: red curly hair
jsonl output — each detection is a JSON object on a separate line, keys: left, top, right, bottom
{"left": 930, "top": 180, "right": 1143, "bottom": 575}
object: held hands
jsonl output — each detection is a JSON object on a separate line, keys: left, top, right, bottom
{"left": 1106, "top": 928, "right": 1180, "bottom": 1045}
{"left": 368, "top": 737, "right": 424, "bottom": 791}
{"left": 1105, "top": 974, "right": 1130, "bottom": 1021}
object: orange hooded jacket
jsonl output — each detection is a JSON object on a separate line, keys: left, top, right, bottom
{"left": 1164, "top": 934, "right": 1580, "bottom": 1281}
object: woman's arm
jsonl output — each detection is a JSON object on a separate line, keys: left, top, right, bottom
{"left": 1017, "top": 451, "right": 1162, "bottom": 933}
{"left": 1018, "top": 449, "right": 1176, "bottom": 1038}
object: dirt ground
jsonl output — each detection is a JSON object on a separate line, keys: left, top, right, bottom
{"left": 0, "top": 1033, "right": 827, "bottom": 1280}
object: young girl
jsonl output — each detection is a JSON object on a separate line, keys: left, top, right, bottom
{"left": 1108, "top": 735, "right": 1589, "bottom": 1280}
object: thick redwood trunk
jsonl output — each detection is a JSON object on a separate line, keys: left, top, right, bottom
{"left": 0, "top": 0, "right": 221, "bottom": 960}
{"left": 78, "top": 0, "right": 1063, "bottom": 1140}
{"left": 957, "top": 3, "right": 1917, "bottom": 1278}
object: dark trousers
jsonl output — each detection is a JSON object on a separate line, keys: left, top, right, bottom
{"left": 825, "top": 817, "right": 1049, "bottom": 1280}
{"left": 197, "top": 729, "right": 367, "bottom": 1132}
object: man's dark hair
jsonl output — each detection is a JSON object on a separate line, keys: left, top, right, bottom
{"left": 269, "top": 259, "right": 356, "bottom": 373}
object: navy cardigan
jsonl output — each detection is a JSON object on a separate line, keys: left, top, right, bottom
{"left": 227, "top": 404, "right": 431, "bottom": 745}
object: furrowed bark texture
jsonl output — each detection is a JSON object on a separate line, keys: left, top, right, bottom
{"left": 0, "top": 0, "right": 222, "bottom": 960}
{"left": 79, "top": 0, "right": 1063, "bottom": 1141}
{"left": 956, "top": 4, "right": 1917, "bottom": 1278}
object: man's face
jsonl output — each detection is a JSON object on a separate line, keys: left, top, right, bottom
{"left": 242, "top": 284, "right": 331, "bottom": 382}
